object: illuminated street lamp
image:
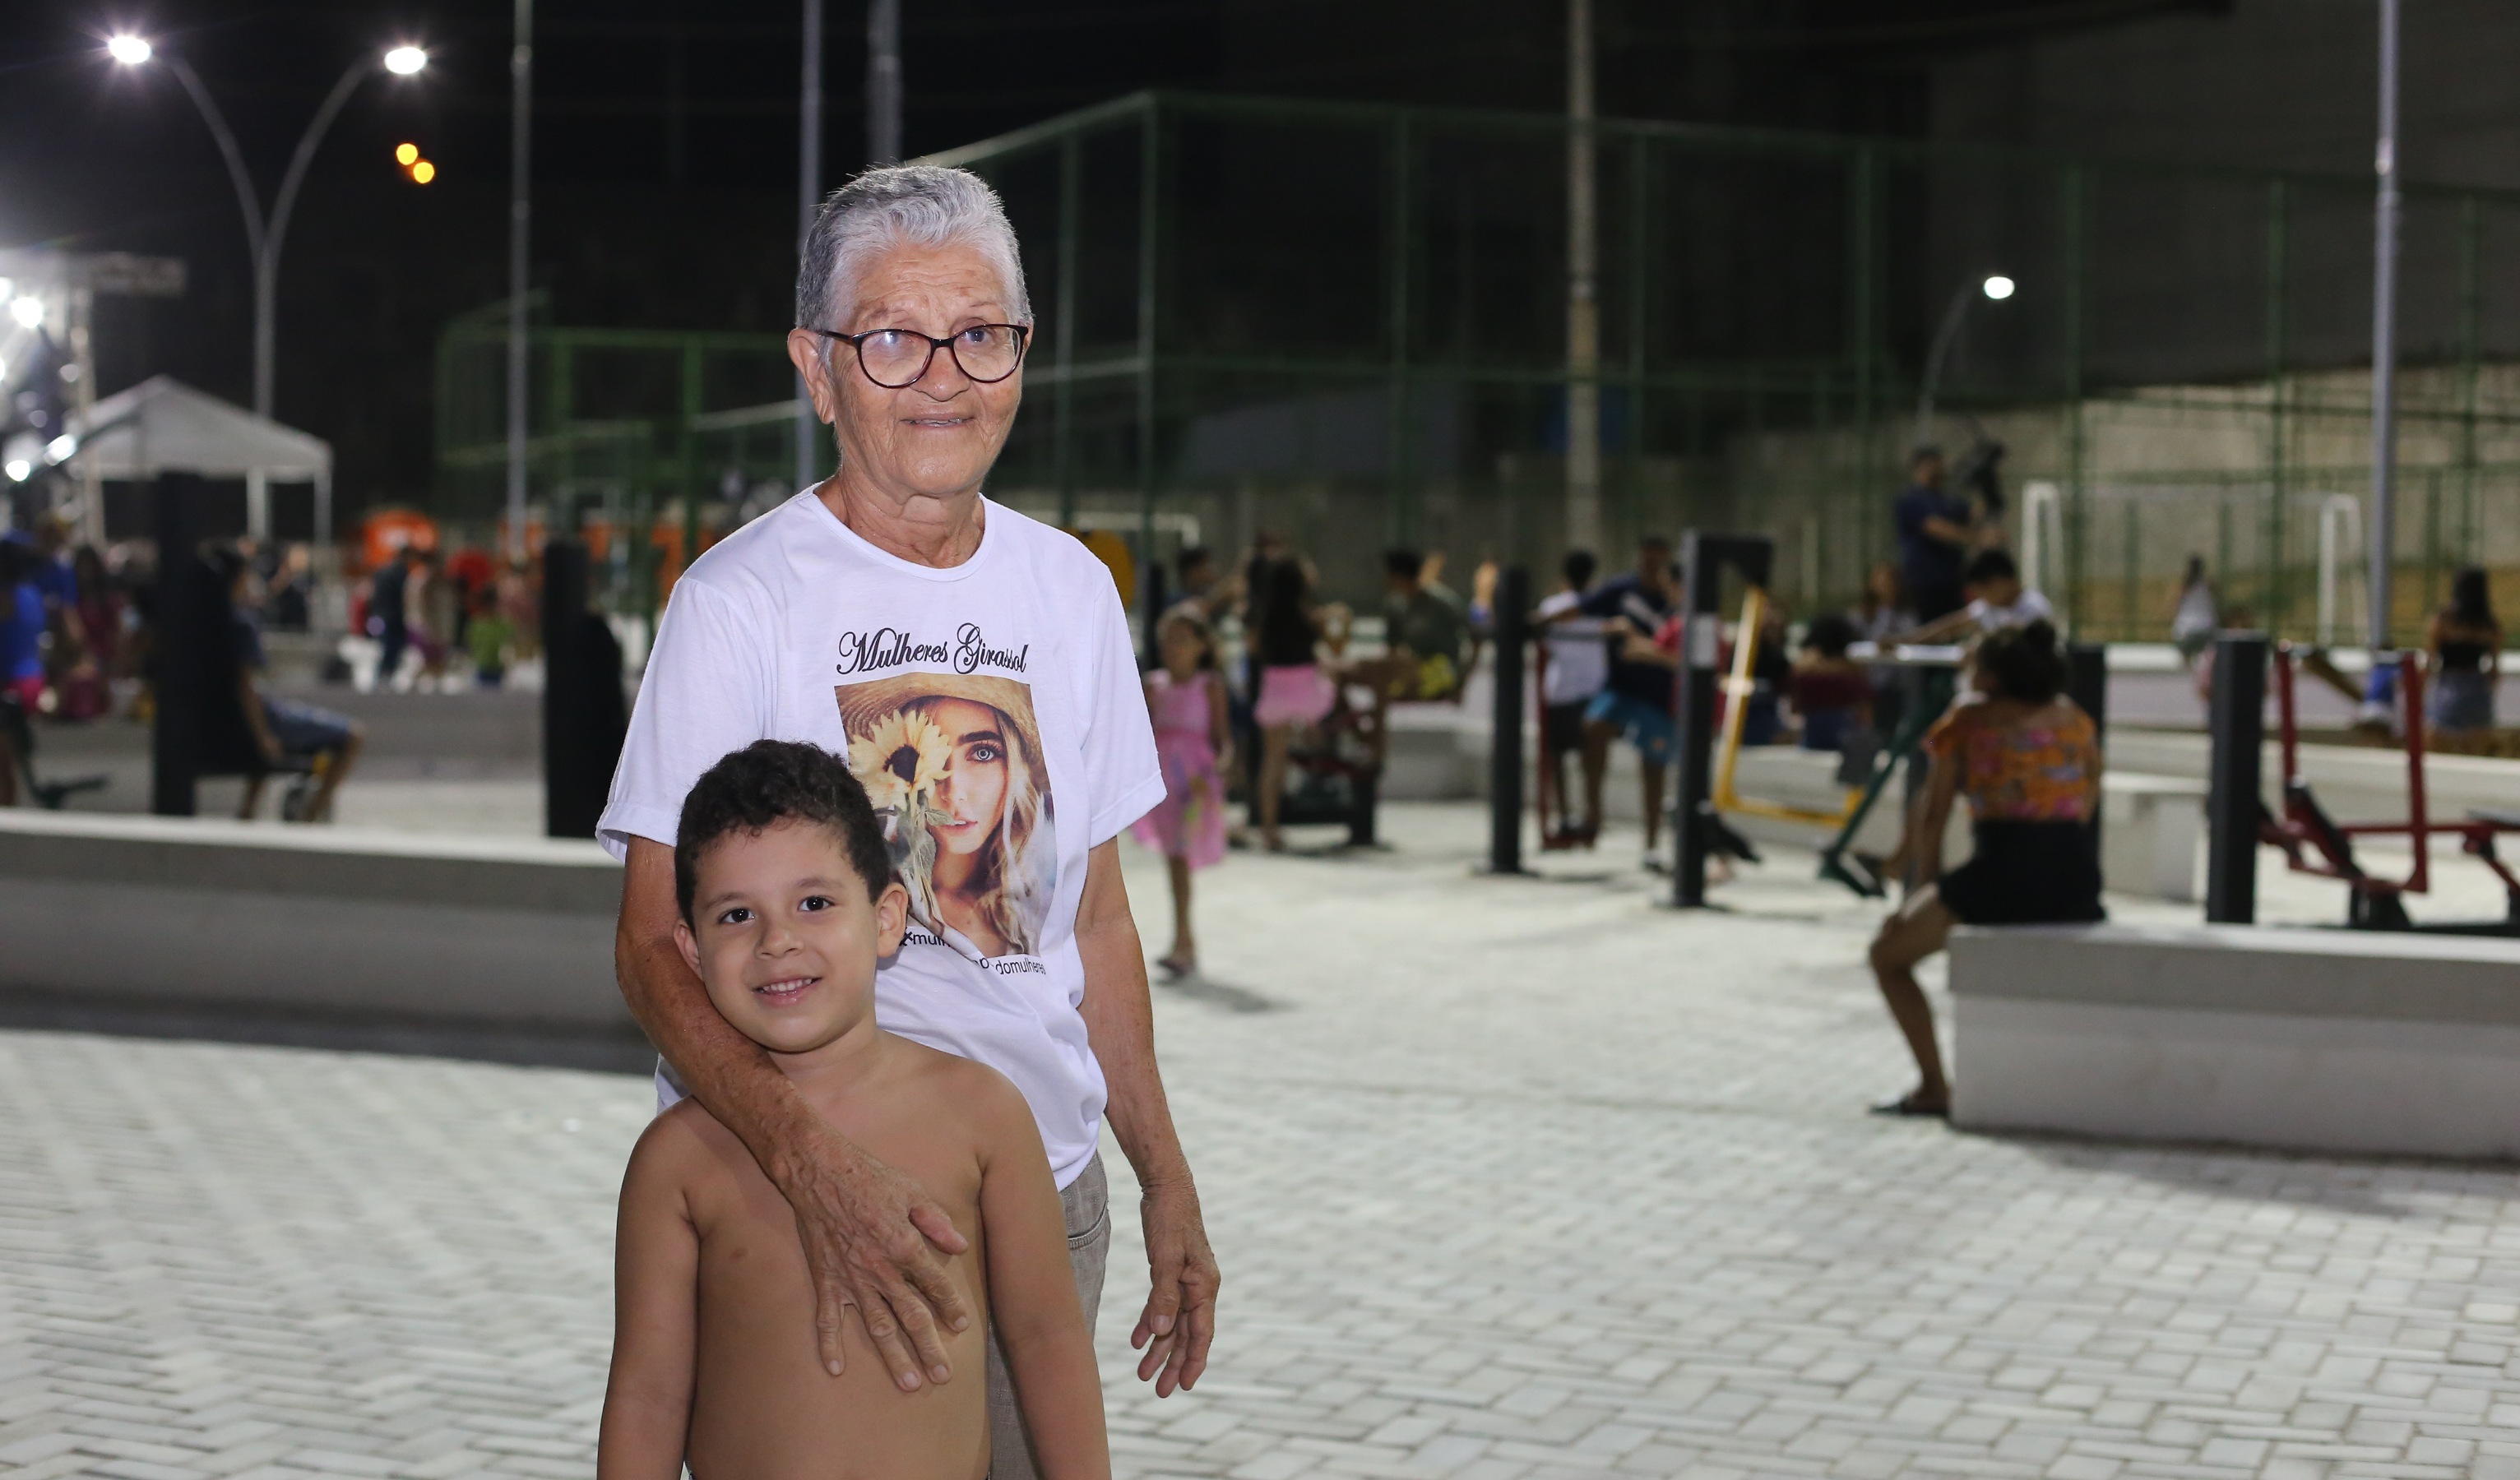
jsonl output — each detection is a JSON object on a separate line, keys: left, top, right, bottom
{"left": 1914, "top": 274, "right": 2019, "bottom": 446}
{"left": 109, "top": 35, "right": 428, "bottom": 419}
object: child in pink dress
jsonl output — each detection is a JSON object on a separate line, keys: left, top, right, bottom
{"left": 1133, "top": 611, "right": 1233, "bottom": 978}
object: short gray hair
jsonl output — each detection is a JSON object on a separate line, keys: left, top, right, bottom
{"left": 795, "top": 165, "right": 1032, "bottom": 331}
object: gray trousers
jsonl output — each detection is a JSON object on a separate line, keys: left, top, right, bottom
{"left": 986, "top": 1154, "right": 1111, "bottom": 1480}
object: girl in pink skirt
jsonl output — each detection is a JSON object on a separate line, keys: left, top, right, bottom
{"left": 1134, "top": 610, "right": 1234, "bottom": 977}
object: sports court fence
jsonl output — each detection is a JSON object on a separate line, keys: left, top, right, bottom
{"left": 435, "top": 91, "right": 2520, "bottom": 641}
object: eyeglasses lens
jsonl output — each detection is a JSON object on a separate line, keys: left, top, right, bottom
{"left": 855, "top": 326, "right": 1024, "bottom": 386}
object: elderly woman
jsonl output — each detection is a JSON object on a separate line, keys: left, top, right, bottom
{"left": 602, "top": 166, "right": 1217, "bottom": 1471}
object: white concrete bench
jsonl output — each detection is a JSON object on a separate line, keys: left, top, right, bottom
{"left": 2099, "top": 772, "right": 2204, "bottom": 903}
{"left": 0, "top": 811, "right": 631, "bottom": 1029}
{"left": 1950, "top": 922, "right": 2520, "bottom": 1159}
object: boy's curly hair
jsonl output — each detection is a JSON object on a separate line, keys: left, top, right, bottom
{"left": 674, "top": 740, "right": 892, "bottom": 923}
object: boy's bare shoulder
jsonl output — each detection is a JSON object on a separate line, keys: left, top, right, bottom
{"left": 882, "top": 1034, "right": 1032, "bottom": 1138}
{"left": 624, "top": 1097, "right": 759, "bottom": 1191}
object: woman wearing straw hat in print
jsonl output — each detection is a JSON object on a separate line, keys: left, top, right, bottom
{"left": 600, "top": 164, "right": 1216, "bottom": 1475}
{"left": 840, "top": 673, "right": 1054, "bottom": 961}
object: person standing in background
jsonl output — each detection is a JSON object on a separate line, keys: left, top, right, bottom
{"left": 1893, "top": 446, "right": 1975, "bottom": 623}
{"left": 2170, "top": 555, "right": 2218, "bottom": 666}
{"left": 2428, "top": 567, "right": 2502, "bottom": 738}
{"left": 1250, "top": 556, "right": 1336, "bottom": 853}
{"left": 368, "top": 545, "right": 414, "bottom": 690}
{"left": 1578, "top": 536, "right": 1680, "bottom": 871}
{"left": 1535, "top": 548, "right": 1605, "bottom": 846}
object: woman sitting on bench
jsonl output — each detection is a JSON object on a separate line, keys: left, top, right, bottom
{"left": 1865, "top": 618, "right": 2102, "bottom": 1118}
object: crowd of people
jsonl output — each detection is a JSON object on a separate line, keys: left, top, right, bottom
{"left": 355, "top": 540, "right": 540, "bottom": 692}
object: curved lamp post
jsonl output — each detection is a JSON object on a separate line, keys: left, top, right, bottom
{"left": 1912, "top": 274, "right": 2015, "bottom": 450}
{"left": 109, "top": 35, "right": 428, "bottom": 420}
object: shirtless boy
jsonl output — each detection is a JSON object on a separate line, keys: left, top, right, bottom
{"left": 598, "top": 739, "right": 1109, "bottom": 1480}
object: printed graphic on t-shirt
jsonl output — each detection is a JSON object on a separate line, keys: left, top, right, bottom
{"left": 836, "top": 669, "right": 1058, "bottom": 963}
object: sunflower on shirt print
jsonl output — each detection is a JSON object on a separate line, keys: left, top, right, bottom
{"left": 837, "top": 673, "right": 1056, "bottom": 960}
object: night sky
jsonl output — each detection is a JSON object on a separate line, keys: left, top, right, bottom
{"left": 0, "top": 0, "right": 2212, "bottom": 514}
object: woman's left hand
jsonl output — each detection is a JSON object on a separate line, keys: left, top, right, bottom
{"left": 1133, "top": 1177, "right": 1220, "bottom": 1396}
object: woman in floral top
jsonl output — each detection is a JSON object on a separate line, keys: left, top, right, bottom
{"left": 1867, "top": 619, "right": 2103, "bottom": 1117}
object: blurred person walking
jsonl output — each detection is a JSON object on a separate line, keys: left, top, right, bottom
{"left": 368, "top": 544, "right": 415, "bottom": 688}
{"left": 1134, "top": 610, "right": 1233, "bottom": 978}
{"left": 1535, "top": 548, "right": 1605, "bottom": 845}
{"left": 2428, "top": 567, "right": 2502, "bottom": 738}
{"left": 1865, "top": 620, "right": 2101, "bottom": 1117}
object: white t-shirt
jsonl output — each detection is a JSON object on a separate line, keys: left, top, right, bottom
{"left": 1536, "top": 589, "right": 1610, "bottom": 707}
{"left": 598, "top": 492, "right": 1166, "bottom": 1190}
{"left": 1965, "top": 588, "right": 2055, "bottom": 631}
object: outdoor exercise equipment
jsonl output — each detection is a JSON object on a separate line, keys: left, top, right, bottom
{"left": 2261, "top": 642, "right": 2520, "bottom": 932}
{"left": 2204, "top": 631, "right": 2520, "bottom": 933}
{"left": 1813, "top": 650, "right": 1962, "bottom": 899}
{"left": 1711, "top": 584, "right": 1861, "bottom": 830}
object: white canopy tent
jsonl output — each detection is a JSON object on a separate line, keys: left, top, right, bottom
{"left": 67, "top": 376, "right": 333, "bottom": 544}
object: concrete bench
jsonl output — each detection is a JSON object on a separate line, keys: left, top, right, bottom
{"left": 1950, "top": 922, "right": 2520, "bottom": 1159}
{"left": 0, "top": 811, "right": 632, "bottom": 1029}
{"left": 2099, "top": 772, "right": 2204, "bottom": 903}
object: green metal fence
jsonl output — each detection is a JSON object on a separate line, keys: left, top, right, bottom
{"left": 436, "top": 90, "right": 2520, "bottom": 641}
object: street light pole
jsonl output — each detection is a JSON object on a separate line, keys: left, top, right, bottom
{"left": 258, "top": 62, "right": 376, "bottom": 420}
{"left": 1563, "top": 0, "right": 1600, "bottom": 555}
{"left": 2367, "top": 0, "right": 2402, "bottom": 654}
{"left": 127, "top": 42, "right": 424, "bottom": 423}
{"left": 1914, "top": 275, "right": 2015, "bottom": 448}
{"left": 796, "top": 0, "right": 824, "bottom": 497}
{"left": 508, "top": 0, "right": 534, "bottom": 564}
{"left": 867, "top": 0, "right": 902, "bottom": 167}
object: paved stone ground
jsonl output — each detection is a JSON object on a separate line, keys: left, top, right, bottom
{"left": 2, "top": 804, "right": 2518, "bottom": 1478}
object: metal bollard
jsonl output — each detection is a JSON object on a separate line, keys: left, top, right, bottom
{"left": 2204, "top": 631, "right": 2268, "bottom": 924}
{"left": 1486, "top": 565, "right": 1531, "bottom": 875}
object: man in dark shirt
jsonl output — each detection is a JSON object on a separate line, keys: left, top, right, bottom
{"left": 1577, "top": 535, "right": 1679, "bottom": 868}
{"left": 1892, "top": 446, "right": 1975, "bottom": 622}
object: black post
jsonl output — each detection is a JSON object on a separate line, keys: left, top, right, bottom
{"left": 2069, "top": 641, "right": 2109, "bottom": 858}
{"left": 544, "top": 539, "right": 626, "bottom": 839}
{"left": 1673, "top": 532, "right": 1772, "bottom": 906}
{"left": 2204, "top": 631, "right": 2268, "bottom": 924}
{"left": 1486, "top": 565, "right": 1531, "bottom": 874}
{"left": 149, "top": 473, "right": 213, "bottom": 816}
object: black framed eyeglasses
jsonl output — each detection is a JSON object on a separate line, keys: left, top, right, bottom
{"left": 808, "top": 323, "right": 1031, "bottom": 388}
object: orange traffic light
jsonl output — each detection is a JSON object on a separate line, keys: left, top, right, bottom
{"left": 411, "top": 160, "right": 437, "bottom": 184}
{"left": 394, "top": 141, "right": 419, "bottom": 166}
